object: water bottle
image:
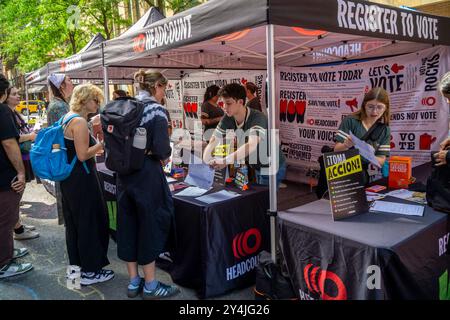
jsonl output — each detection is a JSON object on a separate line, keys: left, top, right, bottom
{"left": 66, "top": 265, "right": 81, "bottom": 290}
{"left": 131, "top": 127, "right": 147, "bottom": 170}
{"left": 381, "top": 160, "right": 389, "bottom": 178}
{"left": 132, "top": 127, "right": 147, "bottom": 149}
{"left": 52, "top": 144, "right": 61, "bottom": 153}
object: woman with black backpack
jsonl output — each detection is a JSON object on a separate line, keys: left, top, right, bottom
{"left": 115, "top": 70, "right": 179, "bottom": 300}
{"left": 333, "top": 87, "right": 391, "bottom": 185}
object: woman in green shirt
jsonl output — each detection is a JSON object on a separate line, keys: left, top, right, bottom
{"left": 334, "top": 87, "right": 391, "bottom": 184}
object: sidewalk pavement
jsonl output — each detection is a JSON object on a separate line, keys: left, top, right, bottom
{"left": 0, "top": 181, "right": 254, "bottom": 300}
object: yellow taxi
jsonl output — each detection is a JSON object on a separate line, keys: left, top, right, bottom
{"left": 15, "top": 100, "right": 46, "bottom": 115}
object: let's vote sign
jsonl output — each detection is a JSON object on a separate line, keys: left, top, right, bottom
{"left": 324, "top": 148, "right": 369, "bottom": 220}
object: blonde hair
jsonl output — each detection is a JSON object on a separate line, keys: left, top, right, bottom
{"left": 69, "top": 84, "right": 104, "bottom": 113}
{"left": 351, "top": 87, "right": 390, "bottom": 125}
{"left": 134, "top": 69, "right": 168, "bottom": 96}
{"left": 440, "top": 71, "right": 450, "bottom": 99}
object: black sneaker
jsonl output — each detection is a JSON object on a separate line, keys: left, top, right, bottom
{"left": 142, "top": 281, "right": 180, "bottom": 300}
{"left": 127, "top": 278, "right": 145, "bottom": 298}
{"left": 80, "top": 269, "right": 114, "bottom": 285}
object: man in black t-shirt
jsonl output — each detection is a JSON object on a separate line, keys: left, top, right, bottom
{"left": 0, "top": 74, "right": 33, "bottom": 279}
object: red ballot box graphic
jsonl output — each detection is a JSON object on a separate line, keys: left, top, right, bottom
{"left": 419, "top": 133, "right": 436, "bottom": 150}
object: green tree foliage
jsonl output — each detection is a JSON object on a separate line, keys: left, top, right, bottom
{"left": 0, "top": 0, "right": 201, "bottom": 73}
{"left": 0, "top": 0, "right": 130, "bottom": 72}
{"left": 164, "top": 0, "right": 201, "bottom": 14}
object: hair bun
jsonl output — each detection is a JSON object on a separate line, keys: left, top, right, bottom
{"left": 134, "top": 70, "right": 146, "bottom": 84}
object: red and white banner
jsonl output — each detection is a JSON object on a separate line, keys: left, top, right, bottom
{"left": 182, "top": 70, "right": 267, "bottom": 135}
{"left": 276, "top": 46, "right": 450, "bottom": 175}
{"left": 166, "top": 80, "right": 184, "bottom": 129}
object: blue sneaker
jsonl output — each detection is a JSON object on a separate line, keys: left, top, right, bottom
{"left": 142, "top": 281, "right": 180, "bottom": 300}
{"left": 127, "top": 278, "right": 144, "bottom": 298}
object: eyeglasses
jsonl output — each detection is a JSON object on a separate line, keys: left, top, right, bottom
{"left": 366, "top": 104, "right": 386, "bottom": 111}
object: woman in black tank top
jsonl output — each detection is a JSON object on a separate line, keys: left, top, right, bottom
{"left": 60, "top": 84, "right": 114, "bottom": 285}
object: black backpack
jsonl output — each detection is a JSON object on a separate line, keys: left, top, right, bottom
{"left": 101, "top": 98, "right": 145, "bottom": 175}
{"left": 426, "top": 152, "right": 450, "bottom": 214}
{"left": 254, "top": 251, "right": 297, "bottom": 300}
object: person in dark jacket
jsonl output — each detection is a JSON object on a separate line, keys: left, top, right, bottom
{"left": 116, "top": 69, "right": 179, "bottom": 300}
{"left": 201, "top": 85, "right": 224, "bottom": 140}
{"left": 245, "top": 82, "right": 262, "bottom": 112}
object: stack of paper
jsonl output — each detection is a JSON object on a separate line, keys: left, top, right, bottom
{"left": 384, "top": 189, "right": 414, "bottom": 199}
{"left": 175, "top": 187, "right": 210, "bottom": 197}
{"left": 195, "top": 190, "right": 240, "bottom": 204}
{"left": 369, "top": 200, "right": 424, "bottom": 217}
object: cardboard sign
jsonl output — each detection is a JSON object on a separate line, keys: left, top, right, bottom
{"left": 324, "top": 148, "right": 369, "bottom": 220}
{"left": 388, "top": 156, "right": 412, "bottom": 189}
{"left": 213, "top": 144, "right": 232, "bottom": 186}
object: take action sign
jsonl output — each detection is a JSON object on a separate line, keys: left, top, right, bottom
{"left": 324, "top": 148, "right": 369, "bottom": 220}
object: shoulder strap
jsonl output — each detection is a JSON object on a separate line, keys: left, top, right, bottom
{"left": 60, "top": 114, "right": 80, "bottom": 126}
{"left": 361, "top": 121, "right": 386, "bottom": 142}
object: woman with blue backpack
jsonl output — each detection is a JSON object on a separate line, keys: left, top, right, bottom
{"left": 59, "top": 84, "right": 114, "bottom": 285}
{"left": 47, "top": 73, "right": 74, "bottom": 226}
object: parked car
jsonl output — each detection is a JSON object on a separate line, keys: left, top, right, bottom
{"left": 15, "top": 100, "right": 46, "bottom": 115}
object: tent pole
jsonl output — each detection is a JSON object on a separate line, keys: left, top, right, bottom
{"left": 266, "top": 24, "right": 278, "bottom": 264}
{"left": 103, "top": 66, "right": 110, "bottom": 103}
{"left": 25, "top": 81, "right": 29, "bottom": 122}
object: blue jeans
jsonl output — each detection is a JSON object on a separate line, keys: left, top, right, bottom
{"left": 255, "top": 162, "right": 287, "bottom": 189}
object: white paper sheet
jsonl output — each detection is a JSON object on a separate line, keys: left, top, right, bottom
{"left": 184, "top": 155, "right": 215, "bottom": 190}
{"left": 175, "top": 186, "right": 210, "bottom": 197}
{"left": 195, "top": 190, "right": 241, "bottom": 204}
{"left": 366, "top": 192, "right": 386, "bottom": 202}
{"left": 369, "top": 200, "right": 424, "bottom": 216}
{"left": 166, "top": 176, "right": 177, "bottom": 183}
{"left": 349, "top": 132, "right": 381, "bottom": 168}
{"left": 385, "top": 189, "right": 414, "bottom": 199}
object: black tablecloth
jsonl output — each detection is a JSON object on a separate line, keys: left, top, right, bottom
{"left": 279, "top": 198, "right": 449, "bottom": 299}
{"left": 170, "top": 184, "right": 270, "bottom": 298}
{"left": 96, "top": 163, "right": 270, "bottom": 298}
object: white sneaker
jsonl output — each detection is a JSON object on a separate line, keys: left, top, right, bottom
{"left": 12, "top": 248, "right": 29, "bottom": 259}
{"left": 80, "top": 269, "right": 115, "bottom": 285}
{"left": 23, "top": 224, "right": 36, "bottom": 231}
{"left": 14, "top": 229, "right": 40, "bottom": 240}
{"left": 158, "top": 252, "right": 173, "bottom": 263}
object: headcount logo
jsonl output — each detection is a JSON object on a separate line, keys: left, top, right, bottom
{"left": 132, "top": 14, "right": 192, "bottom": 53}
{"left": 302, "top": 264, "right": 348, "bottom": 300}
{"left": 60, "top": 55, "right": 83, "bottom": 72}
{"left": 226, "top": 228, "right": 262, "bottom": 281}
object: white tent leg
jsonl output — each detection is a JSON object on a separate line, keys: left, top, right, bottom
{"left": 103, "top": 66, "right": 110, "bottom": 103}
{"left": 266, "top": 24, "right": 278, "bottom": 264}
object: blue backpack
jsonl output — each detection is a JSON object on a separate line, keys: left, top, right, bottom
{"left": 30, "top": 114, "right": 89, "bottom": 181}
